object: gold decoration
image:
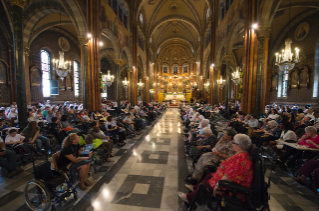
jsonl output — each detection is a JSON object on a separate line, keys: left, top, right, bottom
{"left": 9, "top": 0, "right": 33, "bottom": 8}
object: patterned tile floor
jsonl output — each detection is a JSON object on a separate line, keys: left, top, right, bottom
{"left": 0, "top": 109, "right": 318, "bottom": 211}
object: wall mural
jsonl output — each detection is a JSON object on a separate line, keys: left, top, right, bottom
{"left": 294, "top": 22, "right": 310, "bottom": 41}
{"left": 288, "top": 66, "right": 309, "bottom": 89}
{"left": 58, "top": 37, "right": 70, "bottom": 52}
{"left": 30, "top": 66, "right": 41, "bottom": 86}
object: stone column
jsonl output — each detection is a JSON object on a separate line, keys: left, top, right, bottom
{"left": 132, "top": 21, "right": 138, "bottom": 105}
{"left": 10, "top": 1, "right": 28, "bottom": 127}
{"left": 209, "top": 15, "right": 216, "bottom": 105}
{"left": 79, "top": 36, "right": 89, "bottom": 109}
{"left": 257, "top": 27, "right": 271, "bottom": 114}
{"left": 127, "top": 67, "right": 133, "bottom": 103}
{"left": 24, "top": 47, "right": 31, "bottom": 105}
{"left": 8, "top": 44, "right": 16, "bottom": 103}
{"left": 115, "top": 59, "right": 121, "bottom": 114}
{"left": 224, "top": 55, "right": 232, "bottom": 111}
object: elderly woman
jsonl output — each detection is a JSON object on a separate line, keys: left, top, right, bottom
{"left": 185, "top": 129, "right": 237, "bottom": 184}
{"left": 253, "top": 120, "right": 282, "bottom": 147}
{"left": 187, "top": 119, "right": 210, "bottom": 143}
{"left": 188, "top": 127, "right": 217, "bottom": 156}
{"left": 57, "top": 133, "right": 92, "bottom": 190}
{"left": 277, "top": 126, "right": 319, "bottom": 169}
{"left": 179, "top": 134, "right": 254, "bottom": 203}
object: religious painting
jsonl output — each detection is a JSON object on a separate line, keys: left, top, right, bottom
{"left": 271, "top": 75, "right": 278, "bottom": 91}
{"left": 0, "top": 61, "right": 7, "bottom": 84}
{"left": 289, "top": 69, "right": 299, "bottom": 89}
{"left": 299, "top": 66, "right": 309, "bottom": 88}
{"left": 30, "top": 66, "right": 41, "bottom": 86}
{"left": 295, "top": 22, "right": 310, "bottom": 41}
{"left": 58, "top": 37, "right": 70, "bottom": 52}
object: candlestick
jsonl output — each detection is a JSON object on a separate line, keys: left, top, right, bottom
{"left": 275, "top": 53, "right": 278, "bottom": 63}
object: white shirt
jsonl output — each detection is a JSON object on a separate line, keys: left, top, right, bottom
{"left": 268, "top": 114, "right": 278, "bottom": 119}
{"left": 125, "top": 116, "right": 134, "bottom": 124}
{"left": 304, "top": 114, "right": 315, "bottom": 121}
{"left": 83, "top": 115, "right": 91, "bottom": 122}
{"left": 5, "top": 134, "right": 25, "bottom": 147}
{"left": 280, "top": 130, "right": 297, "bottom": 142}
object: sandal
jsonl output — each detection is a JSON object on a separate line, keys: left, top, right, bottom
{"left": 84, "top": 180, "right": 92, "bottom": 186}
{"left": 107, "top": 158, "right": 114, "bottom": 162}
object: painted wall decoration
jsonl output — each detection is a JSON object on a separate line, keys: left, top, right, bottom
{"left": 290, "top": 69, "right": 299, "bottom": 89}
{"left": 58, "top": 37, "right": 70, "bottom": 52}
{"left": 148, "top": 0, "right": 157, "bottom": 5}
{"left": 30, "top": 66, "right": 41, "bottom": 86}
{"left": 299, "top": 66, "right": 309, "bottom": 88}
{"left": 170, "top": 2, "right": 179, "bottom": 13}
{"left": 294, "top": 22, "right": 310, "bottom": 41}
{"left": 113, "top": 18, "right": 128, "bottom": 49}
{"left": 100, "top": 5, "right": 109, "bottom": 29}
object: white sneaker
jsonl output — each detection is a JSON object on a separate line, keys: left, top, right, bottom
{"left": 177, "top": 192, "right": 189, "bottom": 203}
{"left": 185, "top": 184, "right": 194, "bottom": 191}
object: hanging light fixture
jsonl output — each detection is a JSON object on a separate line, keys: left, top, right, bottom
{"left": 217, "top": 76, "right": 226, "bottom": 89}
{"left": 137, "top": 79, "right": 144, "bottom": 90}
{"left": 122, "top": 77, "right": 129, "bottom": 99}
{"left": 191, "top": 82, "right": 197, "bottom": 89}
{"left": 275, "top": 0, "right": 300, "bottom": 71}
{"left": 232, "top": 67, "right": 241, "bottom": 85}
{"left": 149, "top": 89, "right": 155, "bottom": 94}
{"left": 204, "top": 80, "right": 210, "bottom": 91}
{"left": 53, "top": 0, "right": 71, "bottom": 81}
{"left": 104, "top": 70, "right": 115, "bottom": 87}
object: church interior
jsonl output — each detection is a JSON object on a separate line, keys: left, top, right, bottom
{"left": 0, "top": 0, "right": 319, "bottom": 210}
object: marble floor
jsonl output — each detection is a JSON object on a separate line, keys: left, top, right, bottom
{"left": 0, "top": 108, "right": 318, "bottom": 211}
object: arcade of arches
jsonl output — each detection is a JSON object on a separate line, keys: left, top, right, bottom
{"left": 1, "top": 0, "right": 319, "bottom": 124}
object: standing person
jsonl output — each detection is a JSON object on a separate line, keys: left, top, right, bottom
{"left": 20, "top": 121, "right": 51, "bottom": 154}
{"left": 57, "top": 133, "right": 92, "bottom": 190}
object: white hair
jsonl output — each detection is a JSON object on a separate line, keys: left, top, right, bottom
{"left": 234, "top": 134, "right": 252, "bottom": 152}
{"left": 198, "top": 115, "right": 205, "bottom": 120}
{"left": 268, "top": 120, "right": 278, "bottom": 127}
{"left": 305, "top": 126, "right": 317, "bottom": 133}
{"left": 202, "top": 127, "right": 212, "bottom": 135}
{"left": 201, "top": 119, "right": 209, "bottom": 125}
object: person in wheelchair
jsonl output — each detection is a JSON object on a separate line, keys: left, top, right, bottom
{"left": 21, "top": 121, "right": 51, "bottom": 154}
{"left": 89, "top": 121, "right": 114, "bottom": 162}
{"left": 187, "top": 119, "right": 210, "bottom": 143}
{"left": 186, "top": 129, "right": 237, "bottom": 184}
{"left": 48, "top": 117, "right": 66, "bottom": 145}
{"left": 277, "top": 126, "right": 319, "bottom": 170}
{"left": 5, "top": 129, "right": 41, "bottom": 157}
{"left": 0, "top": 137, "right": 24, "bottom": 177}
{"left": 251, "top": 120, "right": 282, "bottom": 147}
{"left": 186, "top": 128, "right": 217, "bottom": 157}
{"left": 178, "top": 134, "right": 254, "bottom": 204}
{"left": 57, "top": 133, "right": 92, "bottom": 190}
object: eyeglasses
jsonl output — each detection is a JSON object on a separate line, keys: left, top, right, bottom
{"left": 232, "top": 142, "right": 239, "bottom": 145}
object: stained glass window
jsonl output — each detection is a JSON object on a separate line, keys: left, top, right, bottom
{"left": 74, "top": 61, "right": 80, "bottom": 97}
{"left": 282, "top": 70, "right": 289, "bottom": 97}
{"left": 184, "top": 65, "right": 188, "bottom": 73}
{"left": 173, "top": 66, "right": 178, "bottom": 74}
{"left": 41, "top": 50, "right": 50, "bottom": 97}
{"left": 163, "top": 65, "right": 168, "bottom": 73}
{"left": 139, "top": 13, "right": 143, "bottom": 25}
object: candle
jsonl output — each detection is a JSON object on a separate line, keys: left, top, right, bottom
{"left": 279, "top": 54, "right": 281, "bottom": 63}
{"left": 290, "top": 53, "right": 293, "bottom": 61}
{"left": 282, "top": 49, "right": 284, "bottom": 59}
{"left": 275, "top": 53, "right": 278, "bottom": 63}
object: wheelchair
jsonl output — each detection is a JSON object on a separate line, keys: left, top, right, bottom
{"left": 187, "top": 145, "right": 269, "bottom": 211}
{"left": 24, "top": 154, "right": 78, "bottom": 211}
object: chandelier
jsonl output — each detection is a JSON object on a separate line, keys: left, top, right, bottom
{"left": 149, "top": 89, "right": 154, "bottom": 94}
{"left": 53, "top": 51, "right": 72, "bottom": 80}
{"left": 275, "top": 0, "right": 300, "bottom": 71}
{"left": 191, "top": 82, "right": 197, "bottom": 89}
{"left": 137, "top": 79, "right": 144, "bottom": 90}
{"left": 122, "top": 77, "right": 129, "bottom": 99}
{"left": 204, "top": 80, "right": 210, "bottom": 91}
{"left": 104, "top": 70, "right": 115, "bottom": 87}
{"left": 217, "top": 76, "right": 226, "bottom": 89}
{"left": 232, "top": 66, "right": 241, "bottom": 85}
{"left": 275, "top": 39, "right": 300, "bottom": 71}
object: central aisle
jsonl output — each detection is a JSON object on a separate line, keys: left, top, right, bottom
{"left": 73, "top": 108, "right": 188, "bottom": 211}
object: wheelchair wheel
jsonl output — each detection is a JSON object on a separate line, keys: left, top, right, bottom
{"left": 24, "top": 180, "right": 51, "bottom": 211}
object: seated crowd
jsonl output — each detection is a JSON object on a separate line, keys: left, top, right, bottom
{"left": 179, "top": 101, "right": 319, "bottom": 209}
{"left": 0, "top": 100, "right": 166, "bottom": 191}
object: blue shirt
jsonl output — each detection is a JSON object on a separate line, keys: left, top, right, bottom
{"left": 81, "top": 144, "right": 93, "bottom": 156}
{"left": 0, "top": 124, "right": 9, "bottom": 132}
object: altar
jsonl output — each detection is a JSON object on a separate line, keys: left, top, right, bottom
{"left": 164, "top": 92, "right": 185, "bottom": 104}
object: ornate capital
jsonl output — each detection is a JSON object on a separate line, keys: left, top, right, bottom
{"left": 78, "top": 36, "right": 89, "bottom": 46}
{"left": 9, "top": 0, "right": 32, "bottom": 8}
{"left": 224, "top": 55, "right": 233, "bottom": 62}
{"left": 24, "top": 47, "right": 30, "bottom": 56}
{"left": 209, "top": 16, "right": 215, "bottom": 23}
{"left": 114, "top": 59, "right": 122, "bottom": 65}
{"left": 127, "top": 67, "right": 133, "bottom": 73}
{"left": 257, "top": 26, "right": 271, "bottom": 38}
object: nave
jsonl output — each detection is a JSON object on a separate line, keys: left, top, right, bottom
{"left": 0, "top": 108, "right": 318, "bottom": 211}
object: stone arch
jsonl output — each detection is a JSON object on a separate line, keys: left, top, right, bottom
{"left": 226, "top": 20, "right": 244, "bottom": 55}
{"left": 258, "top": 0, "right": 281, "bottom": 26}
{"left": 23, "top": 8, "right": 68, "bottom": 47}
{"left": 137, "top": 47, "right": 147, "bottom": 77}
{"left": 101, "top": 29, "right": 121, "bottom": 60}
{"left": 121, "top": 46, "right": 133, "bottom": 68}
{"left": 150, "top": 15, "right": 200, "bottom": 38}
{"left": 215, "top": 43, "right": 225, "bottom": 66}
{"left": 65, "top": 0, "right": 88, "bottom": 36}
{"left": 100, "top": 48, "right": 115, "bottom": 60}
{"left": 157, "top": 37, "right": 194, "bottom": 54}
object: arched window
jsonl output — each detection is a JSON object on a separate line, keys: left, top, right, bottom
{"left": 313, "top": 40, "right": 319, "bottom": 97}
{"left": 282, "top": 70, "right": 289, "bottom": 97}
{"left": 163, "top": 65, "right": 168, "bottom": 73}
{"left": 184, "top": 65, "right": 188, "bottom": 73}
{"left": 173, "top": 66, "right": 178, "bottom": 74}
{"left": 206, "top": 8, "right": 210, "bottom": 21}
{"left": 41, "top": 50, "right": 51, "bottom": 97}
{"left": 139, "top": 13, "right": 143, "bottom": 25}
{"left": 73, "top": 61, "right": 80, "bottom": 97}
